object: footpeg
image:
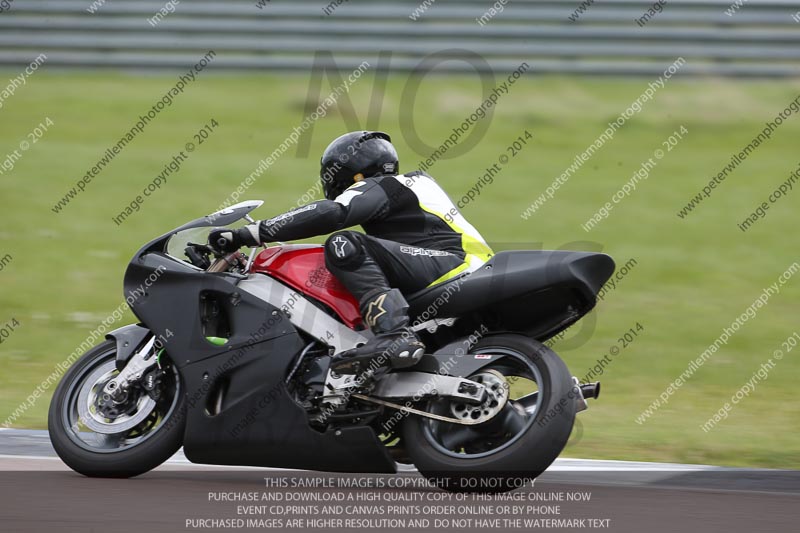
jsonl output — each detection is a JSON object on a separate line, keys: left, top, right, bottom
{"left": 330, "top": 333, "right": 425, "bottom": 374}
{"left": 391, "top": 346, "right": 425, "bottom": 368}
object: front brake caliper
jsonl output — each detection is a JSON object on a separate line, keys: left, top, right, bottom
{"left": 104, "top": 336, "right": 158, "bottom": 400}
{"left": 141, "top": 367, "right": 163, "bottom": 401}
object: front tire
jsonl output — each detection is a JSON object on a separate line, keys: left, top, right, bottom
{"left": 48, "top": 340, "right": 186, "bottom": 477}
{"left": 403, "top": 334, "right": 576, "bottom": 492}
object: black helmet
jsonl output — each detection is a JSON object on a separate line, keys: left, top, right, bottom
{"left": 320, "top": 131, "right": 399, "bottom": 200}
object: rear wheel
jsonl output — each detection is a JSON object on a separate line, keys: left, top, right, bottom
{"left": 48, "top": 340, "right": 186, "bottom": 477}
{"left": 403, "top": 334, "right": 576, "bottom": 492}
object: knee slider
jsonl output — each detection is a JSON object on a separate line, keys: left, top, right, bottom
{"left": 325, "top": 231, "right": 365, "bottom": 269}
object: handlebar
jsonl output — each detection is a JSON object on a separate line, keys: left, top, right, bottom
{"left": 207, "top": 252, "right": 246, "bottom": 273}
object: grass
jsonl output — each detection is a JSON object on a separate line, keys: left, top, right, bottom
{"left": 0, "top": 70, "right": 798, "bottom": 469}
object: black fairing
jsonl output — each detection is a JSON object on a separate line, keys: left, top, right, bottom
{"left": 107, "top": 324, "right": 152, "bottom": 371}
{"left": 408, "top": 250, "right": 615, "bottom": 342}
{"left": 122, "top": 207, "right": 396, "bottom": 473}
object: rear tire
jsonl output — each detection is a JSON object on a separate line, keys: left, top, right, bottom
{"left": 403, "top": 334, "right": 576, "bottom": 492}
{"left": 48, "top": 340, "right": 186, "bottom": 478}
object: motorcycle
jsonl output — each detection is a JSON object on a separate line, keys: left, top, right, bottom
{"left": 48, "top": 201, "right": 614, "bottom": 492}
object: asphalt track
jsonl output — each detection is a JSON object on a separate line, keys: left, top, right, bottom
{"left": 0, "top": 429, "right": 797, "bottom": 533}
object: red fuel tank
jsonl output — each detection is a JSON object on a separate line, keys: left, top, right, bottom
{"left": 250, "top": 244, "right": 363, "bottom": 329}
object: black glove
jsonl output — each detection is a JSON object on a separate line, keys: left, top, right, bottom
{"left": 208, "top": 225, "right": 260, "bottom": 254}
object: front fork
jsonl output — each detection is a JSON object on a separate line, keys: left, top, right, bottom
{"left": 105, "top": 324, "right": 161, "bottom": 401}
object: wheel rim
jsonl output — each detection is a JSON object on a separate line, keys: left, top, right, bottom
{"left": 420, "top": 348, "right": 544, "bottom": 460}
{"left": 448, "top": 369, "right": 510, "bottom": 424}
{"left": 60, "top": 345, "right": 182, "bottom": 453}
{"left": 76, "top": 361, "right": 156, "bottom": 434}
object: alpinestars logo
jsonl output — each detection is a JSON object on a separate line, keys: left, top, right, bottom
{"left": 331, "top": 236, "right": 349, "bottom": 258}
{"left": 400, "top": 246, "right": 451, "bottom": 257}
{"left": 265, "top": 203, "right": 317, "bottom": 225}
{"left": 364, "top": 294, "right": 388, "bottom": 327}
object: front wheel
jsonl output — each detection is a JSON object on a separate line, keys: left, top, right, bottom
{"left": 48, "top": 339, "right": 186, "bottom": 477}
{"left": 403, "top": 334, "right": 576, "bottom": 493}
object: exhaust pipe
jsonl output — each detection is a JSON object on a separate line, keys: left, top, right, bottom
{"left": 580, "top": 382, "right": 601, "bottom": 400}
{"left": 573, "top": 378, "right": 601, "bottom": 413}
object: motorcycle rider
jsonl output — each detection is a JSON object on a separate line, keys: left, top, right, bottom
{"left": 209, "top": 131, "right": 493, "bottom": 375}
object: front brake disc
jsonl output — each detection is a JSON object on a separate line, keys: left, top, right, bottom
{"left": 76, "top": 360, "right": 156, "bottom": 434}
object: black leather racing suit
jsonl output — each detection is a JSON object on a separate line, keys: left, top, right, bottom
{"left": 253, "top": 171, "right": 493, "bottom": 333}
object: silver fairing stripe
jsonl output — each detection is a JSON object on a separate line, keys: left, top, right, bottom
{"left": 237, "top": 274, "right": 369, "bottom": 354}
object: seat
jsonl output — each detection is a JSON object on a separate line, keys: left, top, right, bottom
{"left": 407, "top": 250, "right": 615, "bottom": 335}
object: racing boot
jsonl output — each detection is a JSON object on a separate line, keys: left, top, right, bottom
{"left": 329, "top": 288, "right": 425, "bottom": 376}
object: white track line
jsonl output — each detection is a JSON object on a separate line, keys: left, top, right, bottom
{"left": 0, "top": 429, "right": 782, "bottom": 474}
{"left": 0, "top": 454, "right": 61, "bottom": 460}
{"left": 0, "top": 452, "right": 725, "bottom": 473}
{"left": 552, "top": 458, "right": 719, "bottom": 472}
